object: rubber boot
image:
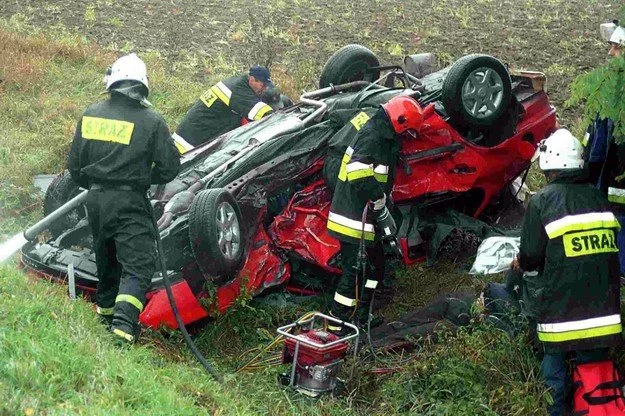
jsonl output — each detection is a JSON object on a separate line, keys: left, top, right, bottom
{"left": 96, "top": 306, "right": 114, "bottom": 330}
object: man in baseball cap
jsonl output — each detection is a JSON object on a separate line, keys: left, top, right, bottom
{"left": 174, "top": 65, "right": 276, "bottom": 148}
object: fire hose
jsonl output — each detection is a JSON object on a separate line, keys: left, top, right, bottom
{"left": 360, "top": 202, "right": 421, "bottom": 373}
{"left": 149, "top": 209, "right": 222, "bottom": 383}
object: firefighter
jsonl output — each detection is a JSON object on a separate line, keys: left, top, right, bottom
{"left": 583, "top": 21, "right": 625, "bottom": 277}
{"left": 325, "top": 96, "right": 426, "bottom": 331}
{"left": 510, "top": 129, "right": 622, "bottom": 416}
{"left": 68, "top": 53, "right": 180, "bottom": 344}
{"left": 174, "top": 65, "right": 275, "bottom": 148}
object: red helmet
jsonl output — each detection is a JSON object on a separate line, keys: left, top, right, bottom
{"left": 382, "top": 96, "right": 425, "bottom": 134}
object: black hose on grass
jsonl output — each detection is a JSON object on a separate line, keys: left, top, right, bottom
{"left": 151, "top": 212, "right": 223, "bottom": 383}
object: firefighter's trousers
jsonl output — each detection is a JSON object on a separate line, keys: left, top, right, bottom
{"left": 330, "top": 240, "right": 385, "bottom": 323}
{"left": 86, "top": 187, "right": 157, "bottom": 334}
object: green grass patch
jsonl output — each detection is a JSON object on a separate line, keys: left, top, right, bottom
{"left": 0, "top": 265, "right": 243, "bottom": 416}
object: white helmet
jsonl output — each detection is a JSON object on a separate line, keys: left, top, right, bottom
{"left": 610, "top": 26, "right": 625, "bottom": 46}
{"left": 105, "top": 53, "right": 149, "bottom": 92}
{"left": 538, "top": 129, "right": 584, "bottom": 171}
{"left": 600, "top": 21, "right": 625, "bottom": 45}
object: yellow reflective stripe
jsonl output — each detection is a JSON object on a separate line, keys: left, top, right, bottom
{"left": 115, "top": 294, "right": 144, "bottom": 312}
{"left": 346, "top": 169, "right": 374, "bottom": 181}
{"left": 538, "top": 324, "right": 622, "bottom": 343}
{"left": 608, "top": 187, "right": 625, "bottom": 205}
{"left": 338, "top": 164, "right": 348, "bottom": 182}
{"left": 537, "top": 314, "right": 621, "bottom": 333}
{"left": 373, "top": 165, "right": 389, "bottom": 183}
{"left": 82, "top": 116, "right": 134, "bottom": 145}
{"left": 338, "top": 163, "right": 348, "bottom": 182}
{"left": 172, "top": 133, "right": 194, "bottom": 154}
{"left": 327, "top": 324, "right": 342, "bottom": 332}
{"left": 544, "top": 212, "right": 621, "bottom": 239}
{"left": 365, "top": 280, "right": 378, "bottom": 289}
{"left": 334, "top": 292, "right": 357, "bottom": 307}
{"left": 608, "top": 195, "right": 625, "bottom": 204}
{"left": 337, "top": 152, "right": 351, "bottom": 182}
{"left": 327, "top": 220, "right": 375, "bottom": 241}
{"left": 247, "top": 101, "right": 272, "bottom": 120}
{"left": 582, "top": 132, "right": 590, "bottom": 147}
{"left": 350, "top": 111, "right": 371, "bottom": 131}
{"left": 112, "top": 328, "right": 135, "bottom": 342}
{"left": 328, "top": 212, "right": 374, "bottom": 232}
{"left": 346, "top": 162, "right": 374, "bottom": 181}
{"left": 96, "top": 306, "right": 114, "bottom": 316}
{"left": 174, "top": 141, "right": 186, "bottom": 154}
{"left": 374, "top": 173, "right": 388, "bottom": 183}
{"left": 212, "top": 82, "right": 231, "bottom": 105}
{"left": 563, "top": 229, "right": 618, "bottom": 257}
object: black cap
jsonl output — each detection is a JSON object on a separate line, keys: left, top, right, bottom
{"left": 249, "top": 65, "right": 274, "bottom": 87}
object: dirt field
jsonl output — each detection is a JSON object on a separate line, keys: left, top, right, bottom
{"left": 0, "top": 0, "right": 618, "bottom": 128}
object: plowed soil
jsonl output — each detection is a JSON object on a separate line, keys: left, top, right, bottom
{"left": 0, "top": 0, "right": 619, "bottom": 126}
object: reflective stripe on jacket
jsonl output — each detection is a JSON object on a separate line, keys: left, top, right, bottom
{"left": 517, "top": 169, "right": 622, "bottom": 352}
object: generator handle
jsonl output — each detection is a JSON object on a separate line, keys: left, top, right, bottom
{"left": 277, "top": 312, "right": 359, "bottom": 349}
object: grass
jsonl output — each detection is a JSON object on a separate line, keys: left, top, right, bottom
{"left": 1, "top": 260, "right": 548, "bottom": 415}
{"left": 0, "top": 265, "right": 232, "bottom": 416}
{"left": 0, "top": 1, "right": 621, "bottom": 413}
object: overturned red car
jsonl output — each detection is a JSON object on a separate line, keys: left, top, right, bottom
{"left": 21, "top": 45, "right": 556, "bottom": 329}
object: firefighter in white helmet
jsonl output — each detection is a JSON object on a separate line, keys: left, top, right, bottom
{"left": 582, "top": 21, "right": 625, "bottom": 278}
{"left": 68, "top": 53, "right": 180, "bottom": 344}
{"left": 600, "top": 20, "right": 624, "bottom": 57}
{"left": 505, "top": 129, "right": 622, "bottom": 416}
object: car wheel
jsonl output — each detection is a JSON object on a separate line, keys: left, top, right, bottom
{"left": 442, "top": 54, "right": 512, "bottom": 127}
{"left": 319, "top": 44, "right": 380, "bottom": 88}
{"left": 43, "top": 170, "right": 85, "bottom": 238}
{"left": 188, "top": 188, "right": 244, "bottom": 279}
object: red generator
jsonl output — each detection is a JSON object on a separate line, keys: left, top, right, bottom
{"left": 277, "top": 312, "right": 359, "bottom": 397}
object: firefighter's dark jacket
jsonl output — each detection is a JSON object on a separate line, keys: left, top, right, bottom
{"left": 326, "top": 108, "right": 400, "bottom": 245}
{"left": 175, "top": 74, "right": 274, "bottom": 146}
{"left": 510, "top": 169, "right": 622, "bottom": 353}
{"left": 68, "top": 93, "right": 180, "bottom": 190}
{"left": 584, "top": 117, "right": 625, "bottom": 213}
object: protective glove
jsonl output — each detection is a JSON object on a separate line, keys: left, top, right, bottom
{"left": 373, "top": 206, "right": 403, "bottom": 259}
{"left": 373, "top": 205, "right": 397, "bottom": 238}
{"left": 372, "top": 193, "right": 386, "bottom": 211}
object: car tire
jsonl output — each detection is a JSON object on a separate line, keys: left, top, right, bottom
{"left": 188, "top": 188, "right": 244, "bottom": 279}
{"left": 441, "top": 54, "right": 512, "bottom": 127}
{"left": 43, "top": 170, "right": 85, "bottom": 237}
{"left": 319, "top": 44, "right": 380, "bottom": 88}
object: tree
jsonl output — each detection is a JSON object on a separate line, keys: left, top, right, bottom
{"left": 566, "top": 6, "right": 625, "bottom": 143}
